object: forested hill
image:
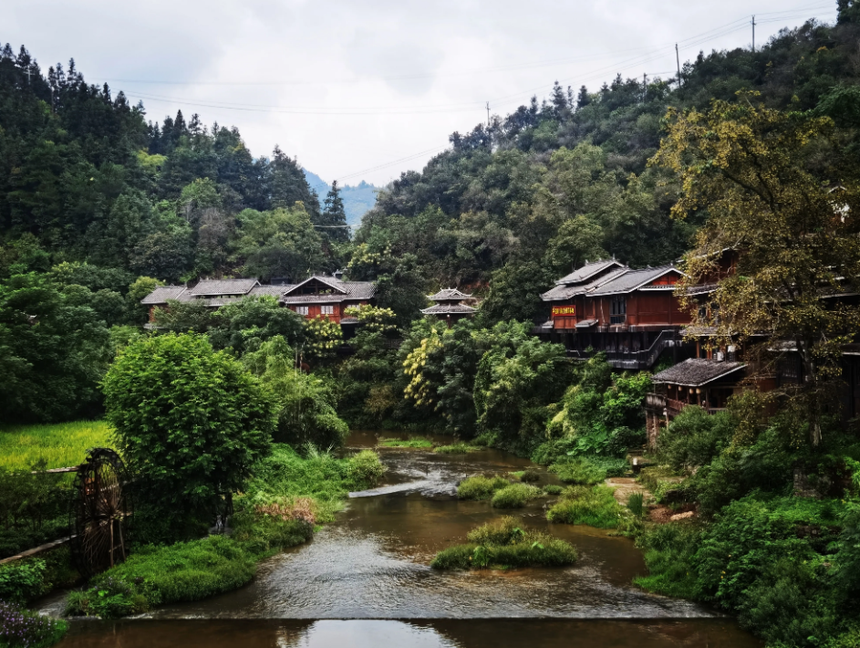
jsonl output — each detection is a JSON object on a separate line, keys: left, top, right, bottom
{"left": 0, "top": 45, "right": 351, "bottom": 285}
{"left": 353, "top": 4, "right": 860, "bottom": 322}
{"left": 303, "top": 170, "right": 378, "bottom": 229}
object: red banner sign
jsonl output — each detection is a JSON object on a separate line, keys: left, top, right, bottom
{"left": 551, "top": 305, "right": 576, "bottom": 317}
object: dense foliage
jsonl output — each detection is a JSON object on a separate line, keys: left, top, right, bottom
{"left": 103, "top": 333, "right": 275, "bottom": 529}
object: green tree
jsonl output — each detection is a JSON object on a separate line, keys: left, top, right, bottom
{"left": 208, "top": 296, "right": 305, "bottom": 355}
{"left": 654, "top": 95, "right": 860, "bottom": 446}
{"left": 0, "top": 273, "right": 111, "bottom": 422}
{"left": 319, "top": 180, "right": 350, "bottom": 244}
{"left": 242, "top": 336, "right": 348, "bottom": 449}
{"left": 103, "top": 333, "right": 275, "bottom": 522}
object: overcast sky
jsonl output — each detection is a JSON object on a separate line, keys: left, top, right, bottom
{"left": 1, "top": 0, "right": 840, "bottom": 187}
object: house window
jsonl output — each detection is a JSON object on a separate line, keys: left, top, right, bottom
{"left": 610, "top": 296, "right": 626, "bottom": 324}
{"left": 321, "top": 305, "right": 335, "bottom": 315}
{"left": 296, "top": 306, "right": 309, "bottom": 316}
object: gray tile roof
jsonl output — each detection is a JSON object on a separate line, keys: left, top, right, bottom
{"left": 541, "top": 267, "right": 629, "bottom": 302}
{"left": 140, "top": 286, "right": 188, "bottom": 305}
{"left": 555, "top": 260, "right": 625, "bottom": 286}
{"left": 280, "top": 277, "right": 376, "bottom": 304}
{"left": 429, "top": 288, "right": 473, "bottom": 301}
{"left": 187, "top": 278, "right": 259, "bottom": 296}
{"left": 420, "top": 303, "right": 478, "bottom": 315}
{"left": 652, "top": 358, "right": 745, "bottom": 387}
{"left": 589, "top": 265, "right": 682, "bottom": 296}
{"left": 249, "top": 285, "right": 290, "bottom": 298}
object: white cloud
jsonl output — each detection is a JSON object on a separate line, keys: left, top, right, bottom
{"left": 1, "top": 0, "right": 840, "bottom": 187}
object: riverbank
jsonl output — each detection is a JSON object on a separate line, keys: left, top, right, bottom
{"left": 63, "top": 444, "right": 384, "bottom": 619}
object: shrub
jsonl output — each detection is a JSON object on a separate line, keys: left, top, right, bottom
{"left": 457, "top": 475, "right": 510, "bottom": 500}
{"left": 627, "top": 493, "right": 645, "bottom": 517}
{"left": 347, "top": 450, "right": 386, "bottom": 489}
{"left": 634, "top": 522, "right": 701, "bottom": 599}
{"left": 0, "top": 561, "right": 46, "bottom": 604}
{"left": 658, "top": 407, "right": 735, "bottom": 472}
{"left": 466, "top": 517, "right": 525, "bottom": 545}
{"left": 519, "top": 468, "right": 541, "bottom": 483}
{"left": 543, "top": 484, "right": 563, "bottom": 495}
{"left": 549, "top": 456, "right": 627, "bottom": 486}
{"left": 546, "top": 485, "right": 627, "bottom": 528}
{"left": 738, "top": 558, "right": 837, "bottom": 648}
{"left": 431, "top": 518, "right": 577, "bottom": 570}
{"left": 491, "top": 483, "right": 542, "bottom": 509}
{"left": 103, "top": 333, "right": 275, "bottom": 528}
{"left": 0, "top": 600, "right": 67, "bottom": 648}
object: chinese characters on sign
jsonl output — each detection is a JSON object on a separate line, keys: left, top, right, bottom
{"left": 551, "top": 305, "right": 576, "bottom": 317}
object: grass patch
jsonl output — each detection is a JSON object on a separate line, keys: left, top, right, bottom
{"left": 0, "top": 600, "right": 67, "bottom": 648}
{"left": 457, "top": 475, "right": 510, "bottom": 500}
{"left": 379, "top": 437, "right": 434, "bottom": 448}
{"left": 0, "top": 421, "right": 112, "bottom": 471}
{"left": 434, "top": 442, "right": 481, "bottom": 454}
{"left": 633, "top": 521, "right": 701, "bottom": 599}
{"left": 65, "top": 534, "right": 266, "bottom": 618}
{"left": 431, "top": 517, "right": 577, "bottom": 570}
{"left": 242, "top": 445, "right": 384, "bottom": 521}
{"left": 67, "top": 444, "right": 385, "bottom": 618}
{"left": 543, "top": 484, "right": 563, "bottom": 495}
{"left": 549, "top": 456, "right": 628, "bottom": 486}
{"left": 491, "top": 483, "right": 543, "bottom": 509}
{"left": 547, "top": 485, "right": 628, "bottom": 528}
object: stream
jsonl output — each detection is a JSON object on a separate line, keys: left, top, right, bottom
{"left": 53, "top": 432, "right": 762, "bottom": 647}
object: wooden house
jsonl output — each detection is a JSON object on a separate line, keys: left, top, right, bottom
{"left": 279, "top": 275, "right": 376, "bottom": 329}
{"left": 539, "top": 261, "right": 693, "bottom": 370}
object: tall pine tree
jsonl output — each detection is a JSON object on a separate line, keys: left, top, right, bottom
{"left": 320, "top": 180, "right": 349, "bottom": 244}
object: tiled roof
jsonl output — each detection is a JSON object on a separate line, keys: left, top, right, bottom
{"left": 140, "top": 286, "right": 188, "bottom": 305}
{"left": 555, "top": 260, "right": 625, "bottom": 286}
{"left": 652, "top": 358, "right": 745, "bottom": 387}
{"left": 187, "top": 278, "right": 259, "bottom": 296}
{"left": 429, "top": 288, "right": 473, "bottom": 301}
{"left": 280, "top": 277, "right": 376, "bottom": 305}
{"left": 589, "top": 265, "right": 682, "bottom": 296}
{"left": 249, "top": 285, "right": 290, "bottom": 298}
{"left": 541, "top": 267, "right": 629, "bottom": 302}
{"left": 420, "top": 303, "right": 478, "bottom": 315}
{"left": 283, "top": 275, "right": 348, "bottom": 296}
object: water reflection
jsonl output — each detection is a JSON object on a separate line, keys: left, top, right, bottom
{"left": 59, "top": 619, "right": 763, "bottom": 648}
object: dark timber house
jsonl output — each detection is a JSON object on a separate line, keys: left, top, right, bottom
{"left": 140, "top": 274, "right": 376, "bottom": 335}
{"left": 420, "top": 288, "right": 477, "bottom": 326}
{"left": 538, "top": 260, "right": 694, "bottom": 370}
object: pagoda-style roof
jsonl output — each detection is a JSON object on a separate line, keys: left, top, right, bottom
{"left": 420, "top": 303, "right": 478, "bottom": 315}
{"left": 187, "top": 278, "right": 260, "bottom": 297}
{"left": 652, "top": 358, "right": 745, "bottom": 387}
{"left": 429, "top": 288, "right": 474, "bottom": 302}
{"left": 140, "top": 285, "right": 189, "bottom": 305}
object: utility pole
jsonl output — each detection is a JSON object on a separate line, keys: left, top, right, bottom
{"left": 23, "top": 66, "right": 33, "bottom": 84}
{"left": 751, "top": 15, "right": 756, "bottom": 52}
{"left": 675, "top": 44, "right": 681, "bottom": 88}
{"left": 642, "top": 72, "right": 647, "bottom": 103}
{"left": 486, "top": 101, "right": 490, "bottom": 127}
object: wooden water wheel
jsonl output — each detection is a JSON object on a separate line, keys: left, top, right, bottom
{"left": 69, "top": 448, "right": 131, "bottom": 577}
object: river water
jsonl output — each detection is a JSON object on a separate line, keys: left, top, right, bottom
{"left": 55, "top": 432, "right": 762, "bottom": 647}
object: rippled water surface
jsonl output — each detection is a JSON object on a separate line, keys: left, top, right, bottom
{"left": 56, "top": 432, "right": 762, "bottom": 646}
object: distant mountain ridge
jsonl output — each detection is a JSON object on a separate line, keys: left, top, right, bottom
{"left": 303, "top": 169, "right": 378, "bottom": 229}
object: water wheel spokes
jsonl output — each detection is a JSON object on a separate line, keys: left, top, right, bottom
{"left": 70, "top": 448, "right": 132, "bottom": 577}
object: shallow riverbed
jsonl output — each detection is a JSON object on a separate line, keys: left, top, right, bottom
{"left": 54, "top": 432, "right": 762, "bottom": 646}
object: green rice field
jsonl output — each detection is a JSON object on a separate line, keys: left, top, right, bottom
{"left": 0, "top": 420, "right": 113, "bottom": 471}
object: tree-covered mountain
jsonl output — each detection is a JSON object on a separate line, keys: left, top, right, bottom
{"left": 304, "top": 170, "right": 378, "bottom": 230}
{"left": 0, "top": 44, "right": 346, "bottom": 285}
{"left": 352, "top": 4, "right": 860, "bottom": 322}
